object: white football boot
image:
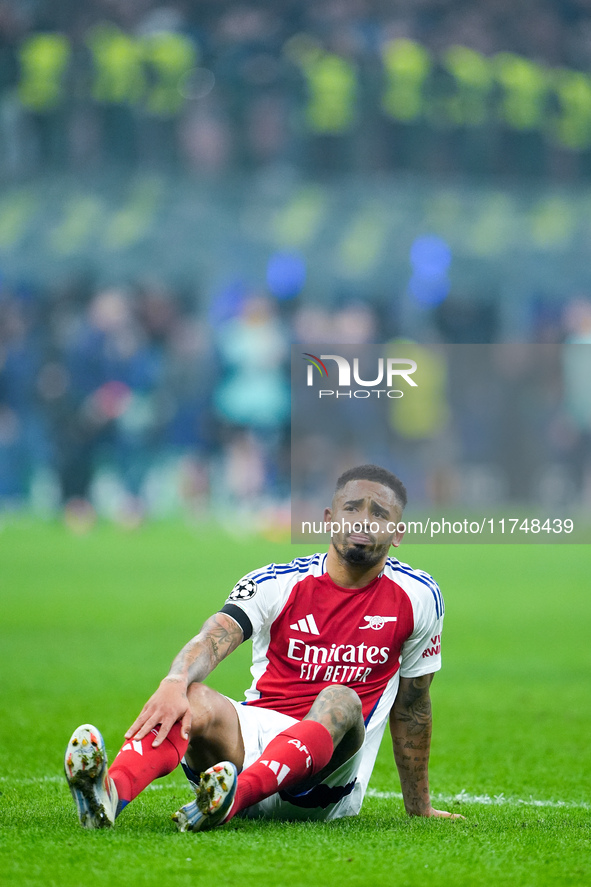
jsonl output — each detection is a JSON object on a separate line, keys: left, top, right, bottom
{"left": 64, "top": 724, "right": 118, "bottom": 828}
{"left": 172, "top": 761, "right": 237, "bottom": 832}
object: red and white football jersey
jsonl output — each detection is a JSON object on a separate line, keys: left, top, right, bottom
{"left": 220, "top": 552, "right": 444, "bottom": 792}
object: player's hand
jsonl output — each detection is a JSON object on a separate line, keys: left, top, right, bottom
{"left": 125, "top": 677, "right": 192, "bottom": 747}
{"left": 406, "top": 805, "right": 465, "bottom": 819}
{"left": 425, "top": 807, "right": 465, "bottom": 819}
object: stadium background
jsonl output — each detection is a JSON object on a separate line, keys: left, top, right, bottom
{"left": 2, "top": 6, "right": 591, "bottom": 884}
{"left": 0, "top": 0, "right": 591, "bottom": 522}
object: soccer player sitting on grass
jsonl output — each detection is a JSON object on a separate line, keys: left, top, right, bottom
{"left": 65, "top": 464, "right": 461, "bottom": 829}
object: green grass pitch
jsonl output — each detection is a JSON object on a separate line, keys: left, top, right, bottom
{"left": 1, "top": 520, "right": 590, "bottom": 886}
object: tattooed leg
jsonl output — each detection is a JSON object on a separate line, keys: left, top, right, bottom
{"left": 301, "top": 685, "right": 365, "bottom": 782}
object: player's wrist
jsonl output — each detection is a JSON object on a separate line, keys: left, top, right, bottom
{"left": 404, "top": 799, "right": 432, "bottom": 816}
{"left": 161, "top": 675, "right": 188, "bottom": 689}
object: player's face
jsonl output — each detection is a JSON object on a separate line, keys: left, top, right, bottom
{"left": 324, "top": 479, "right": 404, "bottom": 569}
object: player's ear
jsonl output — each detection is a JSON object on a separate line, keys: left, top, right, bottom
{"left": 390, "top": 522, "right": 405, "bottom": 548}
{"left": 323, "top": 506, "right": 332, "bottom": 522}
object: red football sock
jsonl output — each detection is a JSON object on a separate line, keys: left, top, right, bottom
{"left": 109, "top": 722, "right": 189, "bottom": 806}
{"left": 228, "top": 720, "right": 334, "bottom": 821}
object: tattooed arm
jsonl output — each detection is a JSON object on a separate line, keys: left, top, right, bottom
{"left": 166, "top": 612, "right": 244, "bottom": 685}
{"left": 390, "top": 674, "right": 461, "bottom": 818}
{"left": 125, "top": 612, "right": 243, "bottom": 746}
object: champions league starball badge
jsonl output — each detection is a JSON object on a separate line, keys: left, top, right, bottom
{"left": 228, "top": 578, "right": 258, "bottom": 601}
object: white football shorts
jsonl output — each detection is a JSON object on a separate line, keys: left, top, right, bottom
{"left": 225, "top": 696, "right": 366, "bottom": 822}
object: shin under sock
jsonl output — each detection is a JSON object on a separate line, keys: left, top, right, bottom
{"left": 109, "top": 722, "right": 189, "bottom": 814}
{"left": 227, "top": 719, "right": 334, "bottom": 820}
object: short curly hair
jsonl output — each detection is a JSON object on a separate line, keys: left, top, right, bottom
{"left": 334, "top": 464, "right": 407, "bottom": 510}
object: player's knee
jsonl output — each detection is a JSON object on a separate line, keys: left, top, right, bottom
{"left": 311, "top": 684, "right": 363, "bottom": 729}
{"left": 186, "top": 683, "right": 219, "bottom": 737}
{"left": 317, "top": 683, "right": 361, "bottom": 707}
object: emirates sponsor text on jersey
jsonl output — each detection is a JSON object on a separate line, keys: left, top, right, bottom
{"left": 287, "top": 638, "right": 390, "bottom": 683}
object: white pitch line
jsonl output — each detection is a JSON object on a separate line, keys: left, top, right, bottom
{"left": 2, "top": 777, "right": 588, "bottom": 810}
{"left": 365, "top": 788, "right": 591, "bottom": 810}
{"left": 0, "top": 776, "right": 64, "bottom": 785}
{"left": 0, "top": 776, "right": 187, "bottom": 787}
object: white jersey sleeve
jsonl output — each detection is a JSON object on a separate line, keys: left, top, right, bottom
{"left": 388, "top": 560, "right": 444, "bottom": 678}
{"left": 219, "top": 554, "right": 326, "bottom": 640}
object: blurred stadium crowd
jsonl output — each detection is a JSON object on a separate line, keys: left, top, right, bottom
{"left": 0, "top": 278, "right": 390, "bottom": 518}
{"left": 4, "top": 0, "right": 591, "bottom": 178}
{"left": 2, "top": 273, "right": 591, "bottom": 521}
{"left": 1, "top": 0, "right": 591, "bottom": 519}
